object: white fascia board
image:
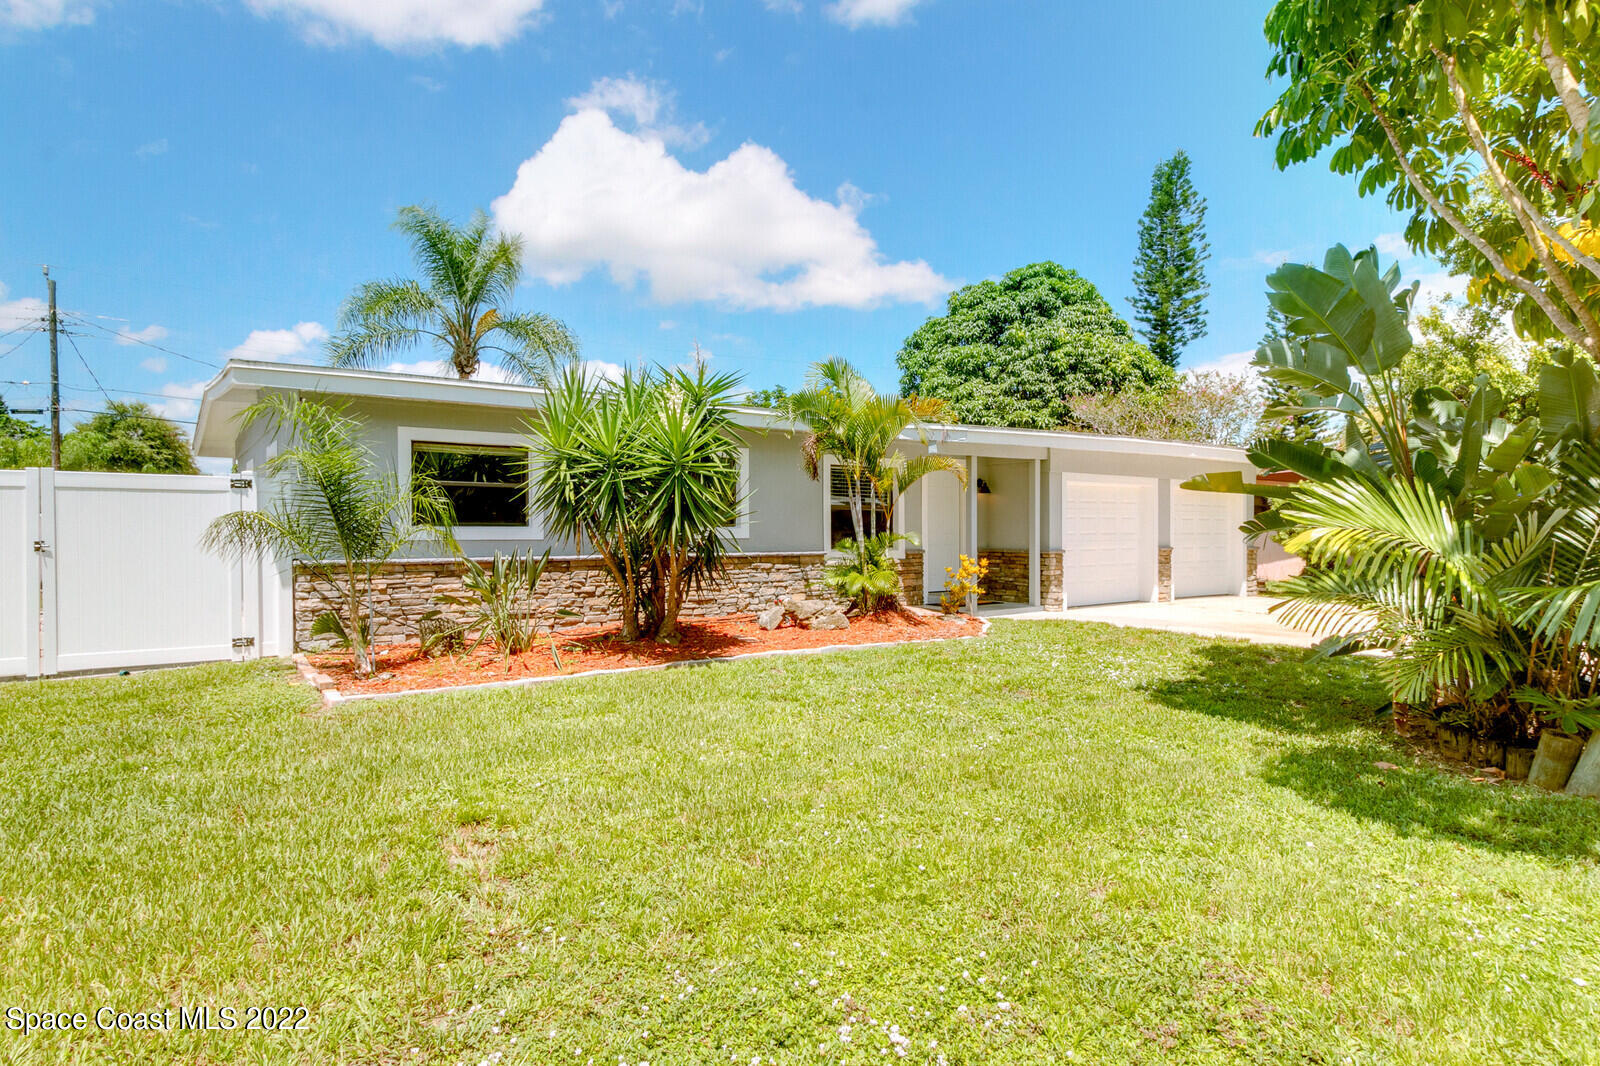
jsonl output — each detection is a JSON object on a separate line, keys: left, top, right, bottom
{"left": 195, "top": 360, "right": 1254, "bottom": 468}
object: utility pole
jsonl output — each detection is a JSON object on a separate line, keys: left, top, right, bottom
{"left": 43, "top": 266, "right": 60, "bottom": 469}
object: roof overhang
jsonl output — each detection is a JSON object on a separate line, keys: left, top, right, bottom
{"left": 193, "top": 360, "right": 1253, "bottom": 468}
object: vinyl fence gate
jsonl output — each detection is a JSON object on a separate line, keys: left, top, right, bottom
{"left": 1, "top": 468, "right": 262, "bottom": 679}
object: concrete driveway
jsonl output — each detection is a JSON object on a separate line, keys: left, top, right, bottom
{"left": 981, "top": 596, "right": 1322, "bottom": 647}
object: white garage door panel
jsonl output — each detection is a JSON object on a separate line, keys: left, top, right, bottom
{"left": 1063, "top": 479, "right": 1153, "bottom": 607}
{"left": 1172, "top": 489, "right": 1241, "bottom": 598}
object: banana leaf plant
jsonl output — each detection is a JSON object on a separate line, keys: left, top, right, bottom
{"left": 1183, "top": 244, "right": 1600, "bottom": 737}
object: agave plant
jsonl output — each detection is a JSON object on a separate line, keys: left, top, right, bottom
{"left": 1186, "top": 244, "right": 1600, "bottom": 738}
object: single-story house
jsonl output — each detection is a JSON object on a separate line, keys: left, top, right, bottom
{"left": 194, "top": 360, "right": 1261, "bottom": 656}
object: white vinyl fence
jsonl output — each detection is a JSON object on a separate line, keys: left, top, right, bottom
{"left": 1, "top": 469, "right": 262, "bottom": 678}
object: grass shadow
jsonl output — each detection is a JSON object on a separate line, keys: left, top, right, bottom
{"left": 1264, "top": 743, "right": 1600, "bottom": 861}
{"left": 1142, "top": 641, "right": 1600, "bottom": 860}
{"left": 1141, "top": 641, "right": 1387, "bottom": 737}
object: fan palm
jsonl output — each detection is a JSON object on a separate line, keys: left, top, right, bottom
{"left": 775, "top": 358, "right": 966, "bottom": 589}
{"left": 200, "top": 394, "right": 454, "bottom": 675}
{"left": 326, "top": 205, "right": 578, "bottom": 382}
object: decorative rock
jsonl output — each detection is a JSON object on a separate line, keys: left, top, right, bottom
{"left": 1528, "top": 732, "right": 1585, "bottom": 791}
{"left": 809, "top": 608, "right": 849, "bottom": 631}
{"left": 1563, "top": 735, "right": 1600, "bottom": 799}
{"left": 783, "top": 596, "right": 832, "bottom": 622}
{"left": 756, "top": 604, "right": 786, "bottom": 631}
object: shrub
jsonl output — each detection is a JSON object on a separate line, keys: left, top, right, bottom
{"left": 434, "top": 549, "right": 555, "bottom": 659}
{"left": 941, "top": 554, "right": 989, "bottom": 614}
{"left": 825, "top": 532, "right": 916, "bottom": 614}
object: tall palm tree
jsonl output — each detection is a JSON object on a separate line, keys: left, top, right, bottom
{"left": 326, "top": 205, "right": 578, "bottom": 382}
{"left": 776, "top": 358, "right": 967, "bottom": 572}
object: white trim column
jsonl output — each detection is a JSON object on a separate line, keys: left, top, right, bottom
{"left": 967, "top": 454, "right": 979, "bottom": 613}
{"left": 1028, "top": 457, "right": 1040, "bottom": 607}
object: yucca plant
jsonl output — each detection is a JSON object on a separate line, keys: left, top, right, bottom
{"left": 1185, "top": 244, "right": 1600, "bottom": 738}
{"left": 528, "top": 363, "right": 744, "bottom": 644}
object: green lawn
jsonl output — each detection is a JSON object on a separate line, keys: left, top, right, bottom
{"left": 2, "top": 621, "right": 1598, "bottom": 1065}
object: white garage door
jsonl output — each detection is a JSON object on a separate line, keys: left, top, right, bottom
{"left": 1063, "top": 478, "right": 1154, "bottom": 607}
{"left": 1171, "top": 488, "right": 1242, "bottom": 598}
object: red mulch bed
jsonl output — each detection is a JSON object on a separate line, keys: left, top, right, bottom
{"left": 309, "top": 609, "right": 983, "bottom": 696}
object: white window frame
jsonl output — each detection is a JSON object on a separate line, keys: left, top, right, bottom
{"left": 399, "top": 426, "right": 543, "bottom": 541}
{"left": 723, "top": 446, "right": 751, "bottom": 540}
{"left": 821, "top": 455, "right": 903, "bottom": 558}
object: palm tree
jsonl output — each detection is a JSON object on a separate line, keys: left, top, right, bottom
{"left": 326, "top": 205, "right": 578, "bottom": 382}
{"left": 776, "top": 358, "right": 967, "bottom": 577}
{"left": 201, "top": 394, "right": 454, "bottom": 675}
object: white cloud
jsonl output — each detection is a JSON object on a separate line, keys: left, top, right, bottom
{"left": 1182, "top": 349, "right": 1258, "bottom": 379}
{"left": 408, "top": 74, "right": 445, "bottom": 92}
{"left": 566, "top": 75, "right": 710, "bottom": 150}
{"left": 153, "top": 381, "right": 206, "bottom": 422}
{"left": 493, "top": 108, "right": 951, "bottom": 311}
{"left": 383, "top": 358, "right": 516, "bottom": 382}
{"left": 240, "top": 0, "right": 547, "bottom": 49}
{"left": 135, "top": 138, "right": 168, "bottom": 159}
{"left": 1411, "top": 270, "right": 1469, "bottom": 314}
{"left": 139, "top": 356, "right": 167, "bottom": 374}
{"left": 1373, "top": 232, "right": 1412, "bottom": 259}
{"left": 826, "top": 0, "right": 924, "bottom": 27}
{"left": 761, "top": 0, "right": 802, "bottom": 13}
{"left": 0, "top": 283, "right": 46, "bottom": 332}
{"left": 0, "top": 0, "right": 96, "bottom": 30}
{"left": 224, "top": 321, "right": 328, "bottom": 362}
{"left": 580, "top": 358, "right": 626, "bottom": 384}
{"left": 114, "top": 323, "right": 169, "bottom": 346}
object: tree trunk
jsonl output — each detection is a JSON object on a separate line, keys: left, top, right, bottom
{"left": 656, "top": 549, "right": 686, "bottom": 645}
{"left": 1359, "top": 80, "right": 1593, "bottom": 353}
{"left": 345, "top": 570, "right": 372, "bottom": 675}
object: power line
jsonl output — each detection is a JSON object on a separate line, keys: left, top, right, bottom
{"left": 62, "top": 330, "right": 113, "bottom": 406}
{"left": 56, "top": 404, "right": 196, "bottom": 425}
{"left": 0, "top": 332, "right": 34, "bottom": 360}
{"left": 63, "top": 314, "right": 223, "bottom": 370}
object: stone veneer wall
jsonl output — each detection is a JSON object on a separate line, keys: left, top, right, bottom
{"left": 980, "top": 550, "right": 1031, "bottom": 604}
{"left": 1040, "top": 551, "right": 1063, "bottom": 609}
{"left": 1245, "top": 547, "right": 1259, "bottom": 596}
{"left": 1157, "top": 547, "right": 1174, "bottom": 603}
{"left": 294, "top": 550, "right": 926, "bottom": 647}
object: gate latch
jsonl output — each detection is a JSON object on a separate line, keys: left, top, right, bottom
{"left": 230, "top": 476, "right": 253, "bottom": 489}
{"left": 231, "top": 637, "right": 256, "bottom": 649}
{"left": 32, "top": 540, "right": 47, "bottom": 553}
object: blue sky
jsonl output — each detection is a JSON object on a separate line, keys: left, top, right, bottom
{"left": 0, "top": 0, "right": 1454, "bottom": 436}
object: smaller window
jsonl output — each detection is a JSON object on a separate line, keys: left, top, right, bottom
{"left": 412, "top": 442, "right": 529, "bottom": 527}
{"left": 827, "top": 465, "right": 892, "bottom": 548}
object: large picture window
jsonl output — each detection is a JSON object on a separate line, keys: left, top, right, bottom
{"left": 412, "top": 442, "right": 529, "bottom": 527}
{"left": 827, "top": 464, "right": 892, "bottom": 548}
